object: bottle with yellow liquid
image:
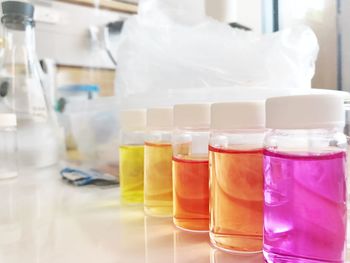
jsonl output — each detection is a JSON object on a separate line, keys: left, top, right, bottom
{"left": 144, "top": 107, "right": 173, "bottom": 216}
{"left": 119, "top": 109, "right": 146, "bottom": 205}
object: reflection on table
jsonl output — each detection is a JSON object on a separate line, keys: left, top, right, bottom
{"left": 0, "top": 169, "right": 348, "bottom": 263}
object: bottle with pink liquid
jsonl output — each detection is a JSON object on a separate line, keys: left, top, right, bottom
{"left": 263, "top": 94, "right": 347, "bottom": 263}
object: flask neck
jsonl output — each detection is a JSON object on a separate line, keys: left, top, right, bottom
{"left": 3, "top": 22, "right": 36, "bottom": 55}
{"left": 1, "top": 20, "right": 38, "bottom": 81}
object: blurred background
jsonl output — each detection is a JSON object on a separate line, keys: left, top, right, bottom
{"left": 0, "top": 0, "right": 344, "bottom": 170}
{"left": 0, "top": 0, "right": 346, "bottom": 96}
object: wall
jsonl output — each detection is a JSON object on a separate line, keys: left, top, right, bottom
{"left": 6, "top": 0, "right": 340, "bottom": 91}
{"left": 339, "top": 0, "right": 350, "bottom": 92}
{"left": 206, "top": 0, "right": 338, "bottom": 90}
{"left": 32, "top": 0, "right": 131, "bottom": 68}
{"left": 205, "top": 0, "right": 262, "bottom": 33}
{"left": 205, "top": 0, "right": 235, "bottom": 23}
{"left": 278, "top": 0, "right": 338, "bottom": 90}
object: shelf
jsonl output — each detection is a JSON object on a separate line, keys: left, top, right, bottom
{"left": 56, "top": 65, "right": 116, "bottom": 97}
{"left": 58, "top": 0, "right": 138, "bottom": 14}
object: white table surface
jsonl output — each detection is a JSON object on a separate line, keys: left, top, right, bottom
{"left": 0, "top": 166, "right": 347, "bottom": 263}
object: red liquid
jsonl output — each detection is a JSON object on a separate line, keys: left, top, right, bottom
{"left": 173, "top": 156, "right": 210, "bottom": 231}
{"left": 209, "top": 146, "right": 263, "bottom": 252}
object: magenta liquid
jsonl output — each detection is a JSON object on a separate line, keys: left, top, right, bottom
{"left": 263, "top": 149, "right": 347, "bottom": 263}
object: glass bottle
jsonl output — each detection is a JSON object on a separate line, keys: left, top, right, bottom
{"left": 0, "top": 1, "right": 59, "bottom": 168}
{"left": 119, "top": 109, "right": 146, "bottom": 204}
{"left": 172, "top": 103, "right": 211, "bottom": 232}
{"left": 144, "top": 107, "right": 173, "bottom": 217}
{"left": 263, "top": 94, "right": 347, "bottom": 263}
{"left": 209, "top": 101, "right": 265, "bottom": 253}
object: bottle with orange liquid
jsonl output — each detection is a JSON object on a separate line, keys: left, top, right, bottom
{"left": 172, "top": 103, "right": 211, "bottom": 232}
{"left": 144, "top": 107, "right": 173, "bottom": 217}
{"left": 209, "top": 101, "right": 265, "bottom": 253}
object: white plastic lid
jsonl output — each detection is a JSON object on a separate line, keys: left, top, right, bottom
{"left": 266, "top": 94, "right": 345, "bottom": 129}
{"left": 0, "top": 113, "right": 16, "bottom": 127}
{"left": 120, "top": 109, "right": 146, "bottom": 131}
{"left": 211, "top": 101, "right": 265, "bottom": 130}
{"left": 174, "top": 103, "right": 211, "bottom": 129}
{"left": 147, "top": 107, "right": 173, "bottom": 129}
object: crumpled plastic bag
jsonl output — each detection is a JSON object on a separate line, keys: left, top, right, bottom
{"left": 115, "top": 0, "right": 319, "bottom": 108}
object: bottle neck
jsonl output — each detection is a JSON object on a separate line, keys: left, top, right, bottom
{"left": 3, "top": 22, "right": 36, "bottom": 54}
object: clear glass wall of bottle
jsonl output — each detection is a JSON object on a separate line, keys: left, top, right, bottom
{"left": 0, "top": 113, "right": 17, "bottom": 179}
{"left": 209, "top": 102, "right": 265, "bottom": 253}
{"left": 144, "top": 107, "right": 173, "bottom": 217}
{"left": 119, "top": 109, "right": 146, "bottom": 205}
{"left": 172, "top": 103, "right": 211, "bottom": 232}
{"left": 263, "top": 95, "right": 347, "bottom": 263}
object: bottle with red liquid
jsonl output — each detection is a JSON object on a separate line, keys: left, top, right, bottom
{"left": 172, "top": 103, "right": 211, "bottom": 232}
{"left": 209, "top": 101, "right": 265, "bottom": 253}
{"left": 264, "top": 94, "right": 347, "bottom": 263}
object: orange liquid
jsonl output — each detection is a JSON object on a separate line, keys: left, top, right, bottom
{"left": 144, "top": 142, "right": 173, "bottom": 217}
{"left": 209, "top": 146, "right": 263, "bottom": 252}
{"left": 173, "top": 156, "right": 209, "bottom": 231}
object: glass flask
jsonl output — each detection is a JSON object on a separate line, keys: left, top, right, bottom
{"left": 0, "top": 1, "right": 60, "bottom": 168}
{"left": 0, "top": 113, "right": 17, "bottom": 179}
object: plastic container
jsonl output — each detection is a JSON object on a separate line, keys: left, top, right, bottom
{"left": 0, "top": 113, "right": 17, "bottom": 179}
{"left": 172, "top": 103, "right": 211, "bottom": 232}
{"left": 209, "top": 101, "right": 265, "bottom": 253}
{"left": 56, "top": 84, "right": 100, "bottom": 157}
{"left": 119, "top": 109, "right": 146, "bottom": 205}
{"left": 66, "top": 97, "right": 120, "bottom": 174}
{"left": 263, "top": 94, "right": 347, "bottom": 263}
{"left": 144, "top": 107, "right": 173, "bottom": 217}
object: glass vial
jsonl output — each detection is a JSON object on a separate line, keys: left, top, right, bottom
{"left": 209, "top": 101, "right": 265, "bottom": 253}
{"left": 144, "top": 107, "right": 173, "bottom": 217}
{"left": 172, "top": 103, "right": 211, "bottom": 232}
{"left": 0, "top": 113, "right": 17, "bottom": 179}
{"left": 119, "top": 109, "right": 146, "bottom": 205}
{"left": 263, "top": 95, "right": 347, "bottom": 263}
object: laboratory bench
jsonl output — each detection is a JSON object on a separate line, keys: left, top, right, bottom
{"left": 0, "top": 166, "right": 347, "bottom": 263}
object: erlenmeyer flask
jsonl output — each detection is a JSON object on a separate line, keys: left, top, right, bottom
{"left": 0, "top": 1, "right": 59, "bottom": 168}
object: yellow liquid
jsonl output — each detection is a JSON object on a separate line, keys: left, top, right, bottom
{"left": 144, "top": 142, "right": 173, "bottom": 216}
{"left": 119, "top": 145, "right": 144, "bottom": 204}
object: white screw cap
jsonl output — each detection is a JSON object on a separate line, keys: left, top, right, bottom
{"left": 174, "top": 103, "right": 211, "bottom": 129}
{"left": 266, "top": 94, "right": 345, "bottom": 129}
{"left": 211, "top": 101, "right": 265, "bottom": 130}
{"left": 0, "top": 113, "right": 16, "bottom": 128}
{"left": 147, "top": 107, "right": 173, "bottom": 129}
{"left": 120, "top": 109, "right": 146, "bottom": 131}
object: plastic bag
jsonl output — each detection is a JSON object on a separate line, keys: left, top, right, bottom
{"left": 115, "top": 0, "right": 319, "bottom": 108}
